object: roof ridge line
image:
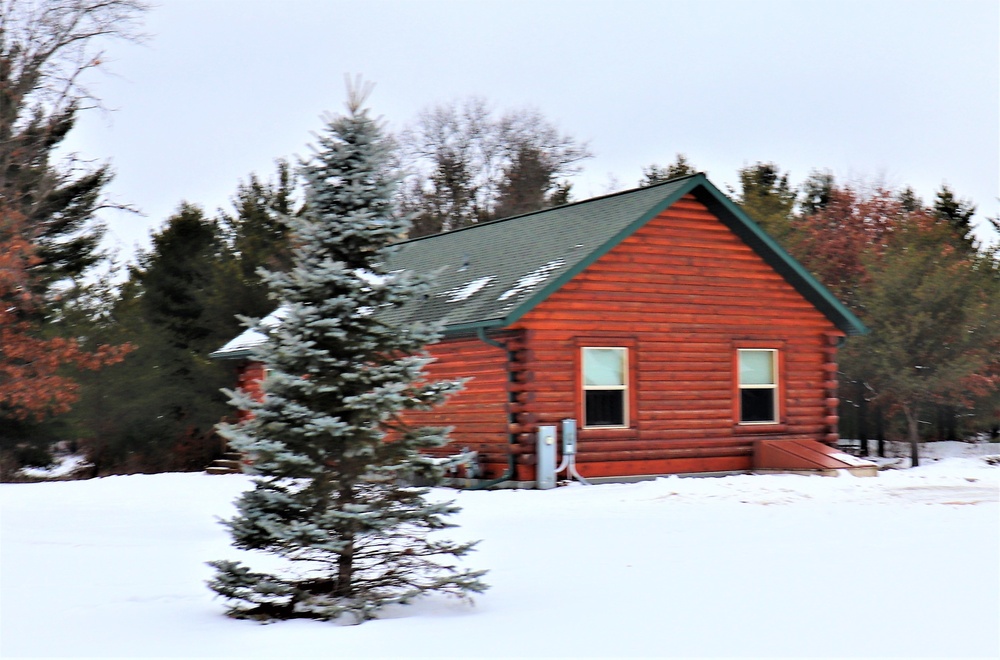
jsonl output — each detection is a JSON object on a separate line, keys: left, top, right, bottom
{"left": 396, "top": 172, "right": 705, "bottom": 245}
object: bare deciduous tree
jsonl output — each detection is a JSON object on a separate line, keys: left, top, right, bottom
{"left": 397, "top": 98, "right": 591, "bottom": 237}
{"left": 1, "top": 0, "right": 148, "bottom": 117}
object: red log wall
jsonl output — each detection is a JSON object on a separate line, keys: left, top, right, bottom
{"left": 417, "top": 195, "right": 844, "bottom": 480}
{"left": 406, "top": 334, "right": 512, "bottom": 476}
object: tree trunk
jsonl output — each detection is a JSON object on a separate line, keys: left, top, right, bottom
{"left": 876, "top": 405, "right": 886, "bottom": 457}
{"left": 945, "top": 406, "right": 957, "bottom": 441}
{"left": 337, "top": 534, "right": 354, "bottom": 597}
{"left": 857, "top": 381, "right": 869, "bottom": 457}
{"left": 903, "top": 404, "right": 920, "bottom": 467}
{"left": 336, "top": 483, "right": 355, "bottom": 597}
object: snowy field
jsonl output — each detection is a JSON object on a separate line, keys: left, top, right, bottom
{"left": 2, "top": 442, "right": 998, "bottom": 659}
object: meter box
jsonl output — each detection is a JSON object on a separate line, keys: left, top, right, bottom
{"left": 561, "top": 418, "right": 577, "bottom": 455}
{"left": 536, "top": 425, "right": 557, "bottom": 489}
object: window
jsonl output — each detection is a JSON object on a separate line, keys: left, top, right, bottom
{"left": 582, "top": 347, "right": 628, "bottom": 427}
{"left": 738, "top": 349, "right": 778, "bottom": 424}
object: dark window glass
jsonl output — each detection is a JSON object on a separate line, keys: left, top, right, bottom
{"left": 586, "top": 390, "right": 625, "bottom": 426}
{"left": 740, "top": 389, "right": 775, "bottom": 423}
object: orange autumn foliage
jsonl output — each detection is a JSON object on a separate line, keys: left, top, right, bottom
{"left": 0, "top": 208, "right": 132, "bottom": 421}
{"left": 787, "top": 186, "right": 900, "bottom": 309}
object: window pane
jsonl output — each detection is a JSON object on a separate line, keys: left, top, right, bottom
{"left": 739, "top": 350, "right": 774, "bottom": 385}
{"left": 741, "top": 389, "right": 776, "bottom": 423}
{"left": 583, "top": 348, "right": 625, "bottom": 386}
{"left": 585, "top": 390, "right": 625, "bottom": 426}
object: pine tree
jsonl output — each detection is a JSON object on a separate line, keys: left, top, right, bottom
{"left": 1, "top": 0, "right": 148, "bottom": 296}
{"left": 135, "top": 203, "right": 223, "bottom": 353}
{"left": 208, "top": 86, "right": 487, "bottom": 622}
{"left": 493, "top": 144, "right": 567, "bottom": 219}
{"left": 799, "top": 170, "right": 835, "bottom": 215}
{"left": 638, "top": 154, "right": 697, "bottom": 187}
{"left": 204, "top": 162, "right": 298, "bottom": 352}
{"left": 216, "top": 161, "right": 296, "bottom": 295}
{"left": 62, "top": 204, "right": 233, "bottom": 474}
{"left": 58, "top": 167, "right": 296, "bottom": 475}
{"left": 932, "top": 184, "right": 977, "bottom": 250}
{"left": 0, "top": 1, "right": 144, "bottom": 469}
{"left": 897, "top": 186, "right": 923, "bottom": 213}
{"left": 734, "top": 162, "right": 796, "bottom": 244}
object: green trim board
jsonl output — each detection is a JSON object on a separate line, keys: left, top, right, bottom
{"left": 210, "top": 174, "right": 865, "bottom": 360}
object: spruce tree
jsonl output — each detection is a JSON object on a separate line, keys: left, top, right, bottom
{"left": 208, "top": 87, "right": 487, "bottom": 622}
{"left": 932, "top": 184, "right": 977, "bottom": 250}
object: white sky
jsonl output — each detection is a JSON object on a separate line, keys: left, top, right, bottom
{"left": 61, "top": 0, "right": 1000, "bottom": 261}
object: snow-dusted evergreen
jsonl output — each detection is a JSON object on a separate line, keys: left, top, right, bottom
{"left": 207, "top": 85, "right": 487, "bottom": 622}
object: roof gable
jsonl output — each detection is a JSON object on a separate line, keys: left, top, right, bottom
{"left": 382, "top": 173, "right": 866, "bottom": 336}
{"left": 683, "top": 181, "right": 867, "bottom": 337}
{"left": 381, "top": 175, "right": 699, "bottom": 331}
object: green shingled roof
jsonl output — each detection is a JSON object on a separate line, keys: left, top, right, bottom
{"left": 211, "top": 174, "right": 866, "bottom": 359}
{"left": 381, "top": 173, "right": 867, "bottom": 337}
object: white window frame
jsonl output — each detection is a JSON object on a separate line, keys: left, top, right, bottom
{"left": 737, "top": 348, "right": 779, "bottom": 424}
{"left": 582, "top": 347, "right": 629, "bottom": 428}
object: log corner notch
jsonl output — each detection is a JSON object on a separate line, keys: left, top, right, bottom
{"left": 822, "top": 330, "right": 846, "bottom": 446}
{"left": 468, "top": 328, "right": 530, "bottom": 489}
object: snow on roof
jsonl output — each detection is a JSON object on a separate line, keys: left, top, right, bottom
{"left": 212, "top": 269, "right": 399, "bottom": 358}
{"left": 497, "top": 259, "right": 565, "bottom": 302}
{"left": 440, "top": 276, "right": 496, "bottom": 302}
{"left": 209, "top": 307, "right": 287, "bottom": 359}
{"left": 355, "top": 268, "right": 397, "bottom": 287}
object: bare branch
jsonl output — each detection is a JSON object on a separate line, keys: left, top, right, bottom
{"left": 1, "top": 0, "right": 150, "bottom": 121}
{"left": 396, "top": 97, "right": 592, "bottom": 235}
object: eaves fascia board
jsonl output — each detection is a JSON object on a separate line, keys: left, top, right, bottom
{"left": 497, "top": 175, "right": 707, "bottom": 329}
{"left": 691, "top": 182, "right": 869, "bottom": 336}
{"left": 209, "top": 348, "right": 254, "bottom": 360}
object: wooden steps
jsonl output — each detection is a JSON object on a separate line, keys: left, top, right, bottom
{"left": 754, "top": 438, "right": 878, "bottom": 477}
{"left": 206, "top": 452, "right": 244, "bottom": 475}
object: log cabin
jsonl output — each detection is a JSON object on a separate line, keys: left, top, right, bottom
{"left": 211, "top": 173, "right": 872, "bottom": 485}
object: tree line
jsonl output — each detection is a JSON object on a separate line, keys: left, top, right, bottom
{"left": 728, "top": 159, "right": 998, "bottom": 463}
{"left": 1, "top": 0, "right": 997, "bottom": 478}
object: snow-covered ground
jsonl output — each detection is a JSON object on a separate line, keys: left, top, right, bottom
{"left": 2, "top": 441, "right": 998, "bottom": 659}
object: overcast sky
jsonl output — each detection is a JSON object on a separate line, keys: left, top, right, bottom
{"left": 62, "top": 0, "right": 1000, "bottom": 262}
